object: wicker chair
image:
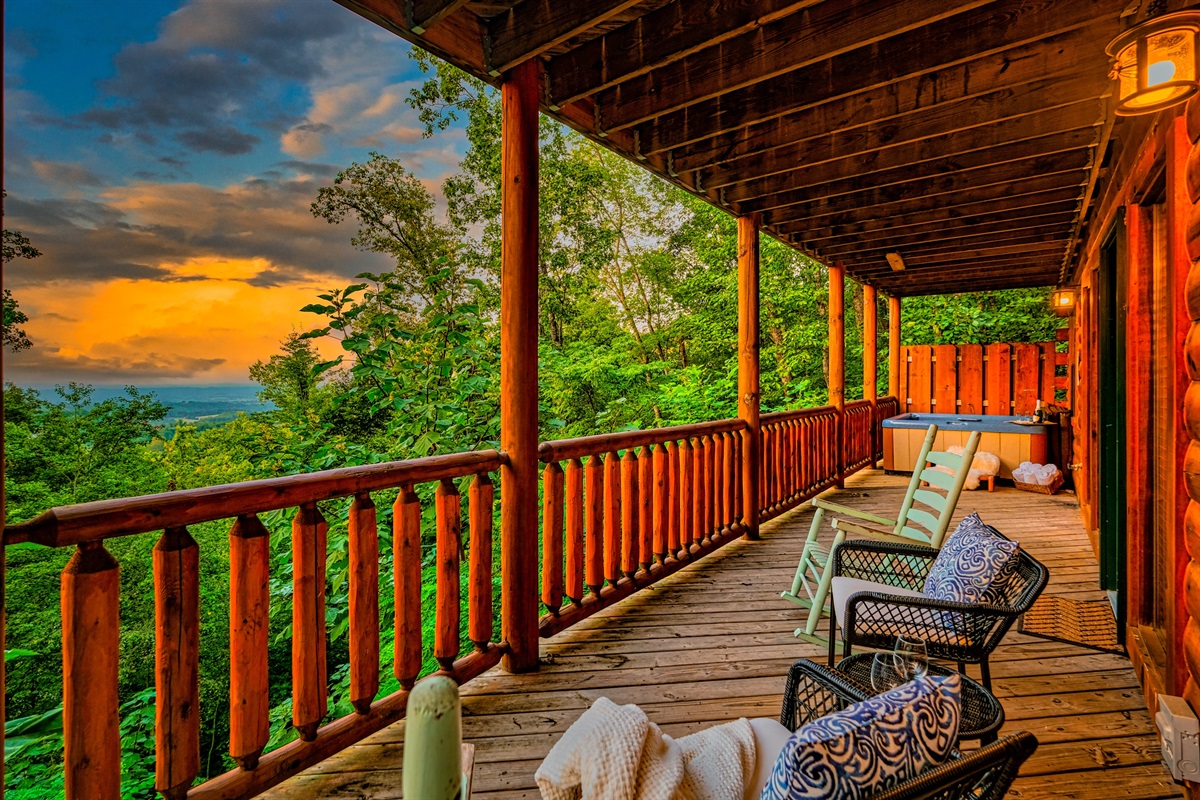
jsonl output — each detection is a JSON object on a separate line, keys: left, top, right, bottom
{"left": 781, "top": 659, "right": 1038, "bottom": 800}
{"left": 828, "top": 537, "right": 1049, "bottom": 690}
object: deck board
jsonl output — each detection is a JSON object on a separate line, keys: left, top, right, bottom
{"left": 262, "top": 470, "right": 1182, "bottom": 799}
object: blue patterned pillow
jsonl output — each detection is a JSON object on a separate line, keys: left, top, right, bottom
{"left": 923, "top": 513, "right": 1019, "bottom": 604}
{"left": 761, "top": 674, "right": 961, "bottom": 800}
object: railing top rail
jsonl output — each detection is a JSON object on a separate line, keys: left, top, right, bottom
{"left": 5, "top": 449, "right": 506, "bottom": 549}
{"left": 844, "top": 399, "right": 874, "bottom": 410}
{"left": 760, "top": 405, "right": 837, "bottom": 424}
{"left": 539, "top": 418, "right": 746, "bottom": 462}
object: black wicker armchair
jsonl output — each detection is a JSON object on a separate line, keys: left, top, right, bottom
{"left": 828, "top": 537, "right": 1049, "bottom": 690}
{"left": 781, "top": 659, "right": 1038, "bottom": 800}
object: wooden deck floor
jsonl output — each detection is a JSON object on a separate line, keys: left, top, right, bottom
{"left": 265, "top": 470, "right": 1181, "bottom": 799}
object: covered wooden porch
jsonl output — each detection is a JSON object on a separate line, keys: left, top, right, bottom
{"left": 262, "top": 471, "right": 1180, "bottom": 799}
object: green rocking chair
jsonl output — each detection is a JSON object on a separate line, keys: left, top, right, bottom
{"left": 781, "top": 424, "right": 980, "bottom": 642}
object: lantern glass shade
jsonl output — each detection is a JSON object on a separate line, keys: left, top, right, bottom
{"left": 1108, "top": 12, "right": 1200, "bottom": 116}
{"left": 1052, "top": 290, "right": 1077, "bottom": 315}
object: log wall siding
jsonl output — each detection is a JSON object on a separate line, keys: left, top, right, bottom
{"left": 1182, "top": 96, "right": 1200, "bottom": 728}
{"left": 896, "top": 341, "right": 1068, "bottom": 415}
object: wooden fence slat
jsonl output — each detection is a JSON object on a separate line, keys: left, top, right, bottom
{"left": 154, "top": 526, "right": 201, "bottom": 800}
{"left": 908, "top": 345, "right": 933, "bottom": 412}
{"left": 229, "top": 515, "right": 270, "bottom": 769}
{"left": 434, "top": 479, "right": 462, "bottom": 668}
{"left": 469, "top": 473, "right": 496, "bottom": 642}
{"left": 394, "top": 486, "right": 422, "bottom": 689}
{"left": 1013, "top": 343, "right": 1041, "bottom": 414}
{"left": 563, "top": 461, "right": 584, "bottom": 604}
{"left": 899, "top": 343, "right": 910, "bottom": 412}
{"left": 541, "top": 463, "right": 565, "bottom": 611}
{"left": 985, "top": 343, "right": 1013, "bottom": 415}
{"left": 1040, "top": 342, "right": 1058, "bottom": 405}
{"left": 292, "top": 503, "right": 328, "bottom": 741}
{"left": 348, "top": 494, "right": 379, "bottom": 714}
{"left": 62, "top": 543, "right": 121, "bottom": 800}
{"left": 932, "top": 344, "right": 958, "bottom": 413}
{"left": 959, "top": 344, "right": 984, "bottom": 415}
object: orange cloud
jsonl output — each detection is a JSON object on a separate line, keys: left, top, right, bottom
{"left": 6, "top": 259, "right": 346, "bottom": 384}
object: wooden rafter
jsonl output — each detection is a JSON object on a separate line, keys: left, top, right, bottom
{"left": 801, "top": 201, "right": 1082, "bottom": 246}
{"left": 595, "top": 0, "right": 990, "bottom": 131}
{"left": 485, "top": 0, "right": 645, "bottom": 75}
{"left": 725, "top": 125, "right": 1098, "bottom": 209}
{"left": 409, "top": 0, "right": 472, "bottom": 33}
{"left": 818, "top": 224, "right": 1075, "bottom": 261}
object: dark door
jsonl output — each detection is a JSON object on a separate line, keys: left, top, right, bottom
{"left": 1097, "top": 216, "right": 1126, "bottom": 636}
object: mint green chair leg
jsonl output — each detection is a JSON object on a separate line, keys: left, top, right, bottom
{"left": 781, "top": 505, "right": 825, "bottom": 606}
{"left": 799, "top": 529, "right": 844, "bottom": 637}
{"left": 404, "top": 675, "right": 469, "bottom": 800}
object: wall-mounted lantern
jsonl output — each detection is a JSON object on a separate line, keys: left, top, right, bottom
{"left": 1051, "top": 288, "right": 1077, "bottom": 315}
{"left": 1107, "top": 8, "right": 1200, "bottom": 116}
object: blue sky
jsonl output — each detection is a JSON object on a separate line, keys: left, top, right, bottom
{"left": 3, "top": 0, "right": 469, "bottom": 384}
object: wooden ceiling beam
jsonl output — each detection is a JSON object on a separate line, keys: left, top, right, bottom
{"left": 847, "top": 246, "right": 1068, "bottom": 273}
{"left": 800, "top": 201, "right": 1081, "bottom": 246}
{"left": 545, "top": 0, "right": 824, "bottom": 108}
{"left": 637, "top": 18, "right": 1116, "bottom": 156}
{"left": 815, "top": 223, "right": 1075, "bottom": 260}
{"left": 703, "top": 85, "right": 1103, "bottom": 193}
{"left": 876, "top": 274, "right": 1060, "bottom": 296}
{"left": 752, "top": 153, "right": 1090, "bottom": 223}
{"left": 835, "top": 236, "right": 1072, "bottom": 270}
{"left": 806, "top": 209, "right": 1080, "bottom": 253}
{"left": 596, "top": 0, "right": 990, "bottom": 131}
{"left": 408, "top": 0, "right": 472, "bottom": 33}
{"left": 485, "top": 0, "right": 644, "bottom": 75}
{"left": 782, "top": 189, "right": 1084, "bottom": 242}
{"left": 726, "top": 125, "right": 1097, "bottom": 209}
{"left": 861, "top": 261, "right": 1060, "bottom": 280}
{"left": 680, "top": 73, "right": 1105, "bottom": 181}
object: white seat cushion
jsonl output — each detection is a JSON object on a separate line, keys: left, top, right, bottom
{"left": 831, "top": 576, "right": 926, "bottom": 626}
{"left": 746, "top": 718, "right": 793, "bottom": 800}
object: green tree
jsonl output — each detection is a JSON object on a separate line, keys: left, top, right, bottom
{"left": 2, "top": 191, "right": 40, "bottom": 352}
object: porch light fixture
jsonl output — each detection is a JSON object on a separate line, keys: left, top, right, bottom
{"left": 1051, "top": 288, "right": 1077, "bottom": 315}
{"left": 1107, "top": 7, "right": 1200, "bottom": 116}
{"left": 885, "top": 252, "right": 906, "bottom": 272}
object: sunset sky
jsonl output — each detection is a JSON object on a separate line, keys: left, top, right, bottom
{"left": 3, "top": 0, "right": 467, "bottom": 385}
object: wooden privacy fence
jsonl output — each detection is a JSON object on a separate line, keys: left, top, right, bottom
{"left": 897, "top": 342, "right": 1069, "bottom": 415}
{"left": 5, "top": 398, "right": 899, "bottom": 799}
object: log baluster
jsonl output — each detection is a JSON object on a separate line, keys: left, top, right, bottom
{"left": 435, "top": 479, "right": 462, "bottom": 669}
{"left": 620, "top": 447, "right": 639, "bottom": 577}
{"left": 348, "top": 494, "right": 379, "bottom": 713}
{"left": 667, "top": 441, "right": 681, "bottom": 557}
{"left": 229, "top": 515, "right": 270, "bottom": 770}
{"left": 760, "top": 425, "right": 771, "bottom": 509}
{"left": 564, "top": 459, "right": 585, "bottom": 605}
{"left": 62, "top": 542, "right": 121, "bottom": 800}
{"left": 652, "top": 443, "right": 668, "bottom": 562}
{"left": 711, "top": 434, "right": 724, "bottom": 535}
{"left": 678, "top": 438, "right": 693, "bottom": 558}
{"left": 469, "top": 473, "right": 495, "bottom": 647}
{"left": 692, "top": 436, "right": 706, "bottom": 550}
{"left": 155, "top": 527, "right": 200, "bottom": 799}
{"left": 585, "top": 455, "right": 604, "bottom": 594}
{"left": 542, "top": 462, "right": 565, "bottom": 612}
{"left": 394, "top": 485, "right": 423, "bottom": 689}
{"left": 638, "top": 445, "right": 654, "bottom": 570}
{"left": 723, "top": 431, "right": 735, "bottom": 531}
{"left": 292, "top": 502, "right": 328, "bottom": 742}
{"left": 604, "top": 451, "right": 621, "bottom": 583}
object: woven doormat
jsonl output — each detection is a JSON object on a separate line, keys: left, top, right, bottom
{"left": 1018, "top": 596, "right": 1123, "bottom": 654}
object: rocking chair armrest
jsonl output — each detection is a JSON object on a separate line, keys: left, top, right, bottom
{"left": 831, "top": 540, "right": 938, "bottom": 585}
{"left": 811, "top": 498, "right": 897, "bottom": 528}
{"left": 842, "top": 592, "right": 1018, "bottom": 659}
{"left": 780, "top": 659, "right": 870, "bottom": 732}
{"left": 832, "top": 519, "right": 905, "bottom": 541}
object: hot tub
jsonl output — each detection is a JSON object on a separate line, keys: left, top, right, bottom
{"left": 881, "top": 412, "right": 1051, "bottom": 479}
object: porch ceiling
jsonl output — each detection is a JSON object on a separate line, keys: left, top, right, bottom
{"left": 336, "top": 0, "right": 1138, "bottom": 297}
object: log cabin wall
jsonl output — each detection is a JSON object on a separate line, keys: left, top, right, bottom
{"left": 1068, "top": 98, "right": 1198, "bottom": 767}
{"left": 895, "top": 342, "right": 1067, "bottom": 415}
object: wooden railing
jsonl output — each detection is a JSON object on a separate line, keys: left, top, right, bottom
{"left": 3, "top": 398, "right": 901, "bottom": 798}
{"left": 5, "top": 451, "right": 506, "bottom": 800}
{"left": 536, "top": 419, "right": 747, "bottom": 637}
{"left": 759, "top": 406, "right": 840, "bottom": 521}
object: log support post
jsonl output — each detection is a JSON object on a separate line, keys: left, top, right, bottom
{"left": 500, "top": 57, "right": 540, "bottom": 674}
{"left": 863, "top": 283, "right": 878, "bottom": 463}
{"left": 829, "top": 263, "right": 846, "bottom": 487}
{"left": 888, "top": 295, "right": 902, "bottom": 402}
{"left": 738, "top": 214, "right": 761, "bottom": 540}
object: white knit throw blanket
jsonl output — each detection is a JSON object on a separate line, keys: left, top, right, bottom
{"left": 535, "top": 697, "right": 757, "bottom": 800}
